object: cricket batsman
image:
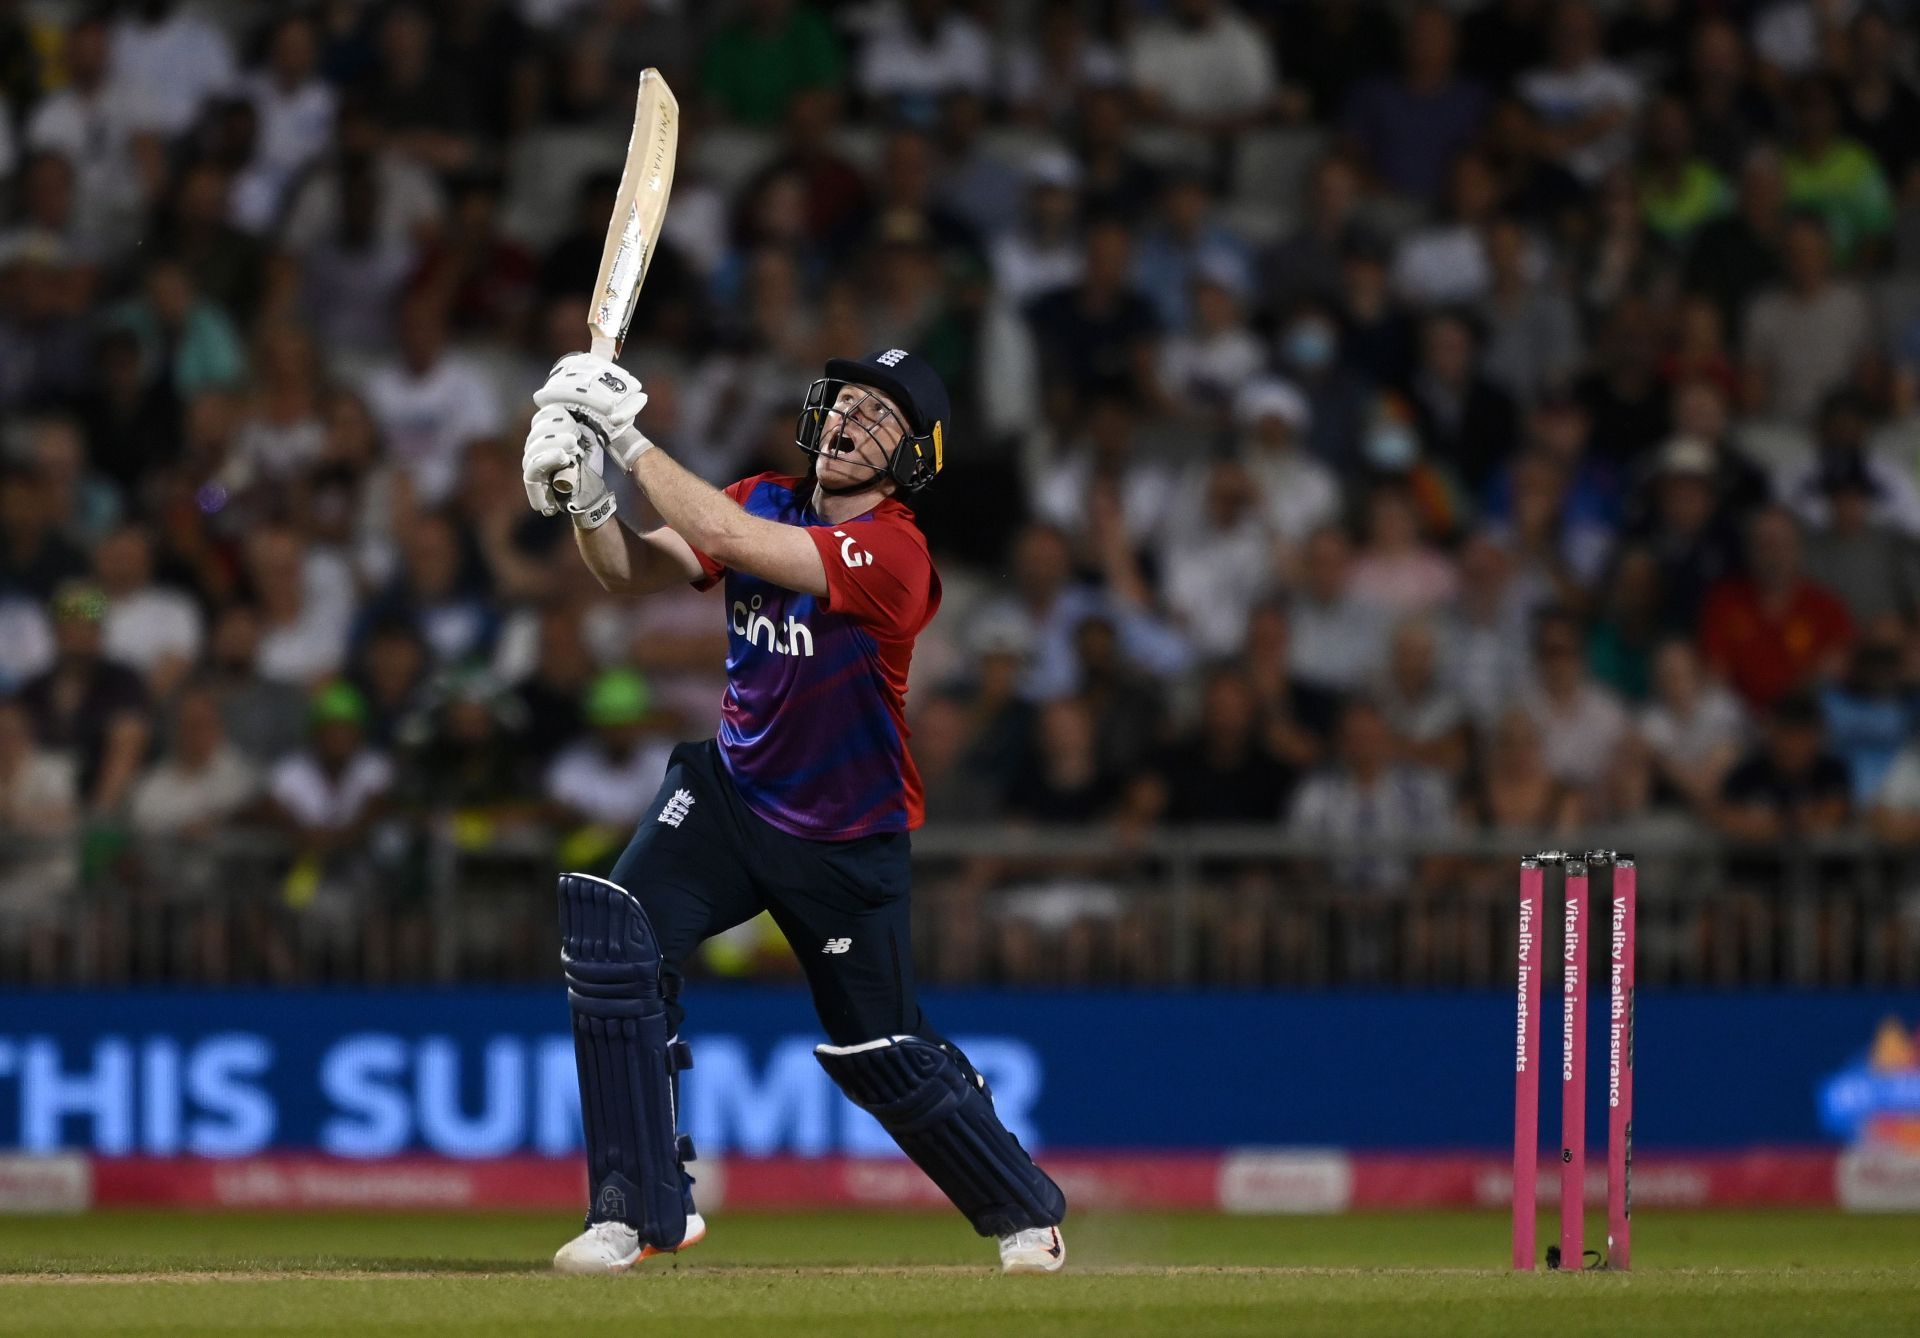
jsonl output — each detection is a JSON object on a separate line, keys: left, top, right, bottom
{"left": 520, "top": 349, "right": 1068, "bottom": 1274}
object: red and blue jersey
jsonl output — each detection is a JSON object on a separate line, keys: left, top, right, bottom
{"left": 688, "top": 473, "right": 941, "bottom": 841}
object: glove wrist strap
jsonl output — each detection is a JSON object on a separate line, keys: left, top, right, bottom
{"left": 570, "top": 490, "right": 617, "bottom": 531}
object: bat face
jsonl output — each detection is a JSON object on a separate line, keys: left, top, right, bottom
{"left": 591, "top": 69, "right": 680, "bottom": 357}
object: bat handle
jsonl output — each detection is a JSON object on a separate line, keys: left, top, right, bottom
{"left": 551, "top": 335, "right": 618, "bottom": 498}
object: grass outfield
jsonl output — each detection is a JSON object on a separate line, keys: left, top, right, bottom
{"left": 2, "top": 1210, "right": 1919, "bottom": 1336}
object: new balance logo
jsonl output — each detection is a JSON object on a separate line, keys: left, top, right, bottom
{"left": 657, "top": 789, "right": 695, "bottom": 828}
{"left": 822, "top": 938, "right": 852, "bottom": 954}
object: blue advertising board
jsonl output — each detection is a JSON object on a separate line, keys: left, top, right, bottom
{"left": 0, "top": 989, "right": 1911, "bottom": 1156}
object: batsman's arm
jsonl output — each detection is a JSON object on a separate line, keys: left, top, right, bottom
{"left": 574, "top": 516, "right": 707, "bottom": 596}
{"left": 630, "top": 448, "right": 829, "bottom": 597}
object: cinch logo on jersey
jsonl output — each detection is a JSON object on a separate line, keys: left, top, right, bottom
{"left": 731, "top": 594, "right": 814, "bottom": 657}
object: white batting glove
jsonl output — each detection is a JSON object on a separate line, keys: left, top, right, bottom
{"left": 522, "top": 405, "right": 615, "bottom": 528}
{"left": 533, "top": 353, "right": 653, "bottom": 470}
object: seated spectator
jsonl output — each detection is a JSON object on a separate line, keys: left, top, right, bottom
{"left": 1780, "top": 390, "right": 1920, "bottom": 540}
{"left": 1480, "top": 216, "right": 1583, "bottom": 407}
{"left": 1001, "top": 697, "right": 1124, "bottom": 823}
{"left": 1637, "top": 93, "right": 1731, "bottom": 244}
{"left": 1801, "top": 452, "right": 1920, "bottom": 625}
{"left": 201, "top": 604, "right": 307, "bottom": 765}
{"left": 1818, "top": 623, "right": 1918, "bottom": 808}
{"left": 1133, "top": 171, "right": 1254, "bottom": 333}
{"left": 0, "top": 464, "right": 89, "bottom": 601}
{"left": 1023, "top": 218, "right": 1161, "bottom": 423}
{"left": 394, "top": 670, "right": 538, "bottom": 826}
{"left": 24, "top": 16, "right": 145, "bottom": 256}
{"left": 1125, "top": 0, "right": 1277, "bottom": 133}
{"left": 350, "top": 618, "right": 433, "bottom": 749}
{"left": 1781, "top": 76, "right": 1894, "bottom": 262}
{"left": 1518, "top": 0, "right": 1641, "bottom": 187}
{"left": 1439, "top": 532, "right": 1534, "bottom": 731}
{"left": 357, "top": 511, "right": 498, "bottom": 667}
{"left": 15, "top": 584, "right": 149, "bottom": 817}
{"left": 1869, "top": 727, "right": 1920, "bottom": 847}
{"left": 1070, "top": 614, "right": 1166, "bottom": 779}
{"left": 1392, "top": 154, "right": 1509, "bottom": 308}
{"left": 108, "top": 0, "right": 237, "bottom": 139}
{"left": 1157, "top": 257, "right": 1264, "bottom": 423}
{"left": 1575, "top": 296, "right": 1670, "bottom": 464}
{"left": 1637, "top": 638, "right": 1746, "bottom": 814}
{"left": 1838, "top": 7, "right": 1920, "bottom": 187}
{"left": 239, "top": 12, "right": 337, "bottom": 232}
{"left": 1236, "top": 599, "right": 1340, "bottom": 770}
{"left": 1157, "top": 460, "right": 1275, "bottom": 659}
{"left": 1742, "top": 215, "right": 1872, "bottom": 426}
{"left": 910, "top": 691, "right": 999, "bottom": 822}
{"left": 1029, "top": 392, "right": 1173, "bottom": 550}
{"left": 1288, "top": 697, "right": 1456, "bottom": 893}
{"left": 1133, "top": 666, "right": 1296, "bottom": 824}
{"left": 1466, "top": 706, "right": 1581, "bottom": 835}
{"left": 264, "top": 682, "right": 395, "bottom": 922}
{"left": 1342, "top": 4, "right": 1488, "bottom": 203}
{"left": 1280, "top": 297, "right": 1375, "bottom": 467}
{"left": 1378, "top": 617, "right": 1470, "bottom": 779}
{"left": 245, "top": 525, "right": 356, "bottom": 686}
{"left": 1521, "top": 606, "right": 1631, "bottom": 797}
{"left": 972, "top": 524, "right": 1190, "bottom": 702}
{"left": 409, "top": 173, "right": 537, "bottom": 342}
{"left": 358, "top": 4, "right": 479, "bottom": 175}
{"left": 1072, "top": 84, "right": 1160, "bottom": 222}
{"left": 129, "top": 685, "right": 260, "bottom": 840}
{"left": 699, "top": 0, "right": 843, "bottom": 127}
{"left": 95, "top": 524, "right": 202, "bottom": 697}
{"left": 990, "top": 152, "right": 1085, "bottom": 308}
{"left": 1634, "top": 435, "right": 1744, "bottom": 634}
{"left": 360, "top": 294, "right": 503, "bottom": 506}
{"left": 1407, "top": 309, "right": 1520, "bottom": 493}
{"left": 1263, "top": 155, "right": 1367, "bottom": 315}
{"left": 1714, "top": 690, "right": 1851, "bottom": 843}
{"left": 0, "top": 697, "right": 78, "bottom": 967}
{"left": 1585, "top": 544, "right": 1663, "bottom": 702}
{"left": 1350, "top": 484, "right": 1460, "bottom": 615}
{"left": 1686, "top": 148, "right": 1788, "bottom": 332}
{"left": 106, "top": 258, "right": 246, "bottom": 400}
{"left": 1288, "top": 525, "right": 1392, "bottom": 695}
{"left": 1700, "top": 506, "right": 1854, "bottom": 712}
{"left": 857, "top": 0, "right": 994, "bottom": 122}
{"left": 230, "top": 323, "right": 328, "bottom": 486}
{"left": 544, "top": 669, "right": 675, "bottom": 839}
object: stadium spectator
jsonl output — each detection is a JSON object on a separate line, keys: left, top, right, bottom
{"left": 1350, "top": 484, "right": 1460, "bottom": 614}
{"left": 129, "top": 684, "right": 260, "bottom": 841}
{"left": 1818, "top": 622, "right": 1918, "bottom": 807}
{"left": 700, "top": 0, "right": 843, "bottom": 127}
{"left": 1520, "top": 605, "right": 1631, "bottom": 797}
{"left": 857, "top": 0, "right": 994, "bottom": 120}
{"left": 1802, "top": 453, "right": 1920, "bottom": 625}
{"left": 543, "top": 669, "right": 675, "bottom": 838}
{"left": 1518, "top": 0, "right": 1641, "bottom": 187}
{"left": 0, "top": 696, "right": 77, "bottom": 971}
{"left": 1288, "top": 696, "right": 1456, "bottom": 896}
{"left": 1407, "top": 310, "right": 1520, "bottom": 492}
{"left": 1377, "top": 617, "right": 1471, "bottom": 780}
{"left": 1124, "top": 0, "right": 1278, "bottom": 133}
{"left": 1700, "top": 506, "right": 1854, "bottom": 712}
{"left": 1714, "top": 690, "right": 1852, "bottom": 844}
{"left": 1342, "top": 3, "right": 1489, "bottom": 203}
{"left": 1263, "top": 154, "right": 1367, "bottom": 315}
{"left": 1742, "top": 214, "right": 1872, "bottom": 425}
{"left": 1288, "top": 525, "right": 1391, "bottom": 695}
{"left": 95, "top": 524, "right": 202, "bottom": 697}
{"left": 23, "top": 16, "right": 146, "bottom": 256}
{"left": 15, "top": 581, "right": 151, "bottom": 818}
{"left": 1780, "top": 76, "right": 1894, "bottom": 263}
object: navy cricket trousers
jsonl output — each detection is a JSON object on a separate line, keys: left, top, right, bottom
{"left": 610, "top": 739, "right": 925, "bottom": 1046}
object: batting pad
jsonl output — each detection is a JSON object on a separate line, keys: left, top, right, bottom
{"left": 816, "top": 1035, "right": 1066, "bottom": 1236}
{"left": 559, "top": 873, "right": 692, "bottom": 1248}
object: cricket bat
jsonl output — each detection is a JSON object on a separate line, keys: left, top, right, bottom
{"left": 552, "top": 68, "right": 680, "bottom": 497}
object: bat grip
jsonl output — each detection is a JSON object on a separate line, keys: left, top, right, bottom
{"left": 552, "top": 335, "right": 618, "bottom": 498}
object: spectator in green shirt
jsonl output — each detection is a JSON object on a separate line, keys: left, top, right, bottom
{"left": 1639, "top": 93, "right": 1731, "bottom": 244}
{"left": 1782, "top": 77, "right": 1894, "bottom": 262}
{"left": 700, "top": 0, "right": 844, "bottom": 127}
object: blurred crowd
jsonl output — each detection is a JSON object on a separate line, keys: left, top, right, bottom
{"left": 10, "top": 0, "right": 1920, "bottom": 977}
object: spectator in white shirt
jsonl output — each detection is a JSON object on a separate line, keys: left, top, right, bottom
{"left": 238, "top": 12, "right": 337, "bottom": 233}
{"left": 545, "top": 670, "right": 675, "bottom": 830}
{"left": 858, "top": 0, "right": 995, "bottom": 119}
{"left": 96, "top": 524, "right": 202, "bottom": 696}
{"left": 1030, "top": 392, "right": 1173, "bottom": 549}
{"left": 1126, "top": 0, "right": 1278, "bottom": 131}
{"left": 130, "top": 684, "right": 259, "bottom": 840}
{"left": 1159, "top": 458, "right": 1277, "bottom": 658}
{"left": 990, "top": 151, "right": 1085, "bottom": 306}
{"left": 1637, "top": 637, "right": 1746, "bottom": 814}
{"left": 360, "top": 295, "right": 504, "bottom": 506}
{"left": 1519, "top": 0, "right": 1641, "bottom": 185}
{"left": 25, "top": 16, "right": 146, "bottom": 257}
{"left": 1522, "top": 605, "right": 1631, "bottom": 795}
{"left": 246, "top": 525, "right": 356, "bottom": 687}
{"left": 108, "top": 0, "right": 236, "bottom": 138}
{"left": 1289, "top": 524, "right": 1393, "bottom": 694}
{"left": 1157, "top": 254, "right": 1265, "bottom": 421}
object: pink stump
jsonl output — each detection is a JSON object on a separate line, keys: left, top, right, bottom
{"left": 1513, "top": 859, "right": 1544, "bottom": 1270}
{"left": 1607, "top": 860, "right": 1636, "bottom": 1271}
{"left": 1560, "top": 861, "right": 1589, "bottom": 1268}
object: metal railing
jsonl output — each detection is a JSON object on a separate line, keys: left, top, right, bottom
{"left": 1, "top": 822, "right": 1916, "bottom": 988}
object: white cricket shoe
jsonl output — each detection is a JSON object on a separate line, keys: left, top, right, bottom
{"left": 552, "top": 1213, "right": 707, "bottom": 1274}
{"left": 998, "top": 1224, "right": 1065, "bottom": 1274}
